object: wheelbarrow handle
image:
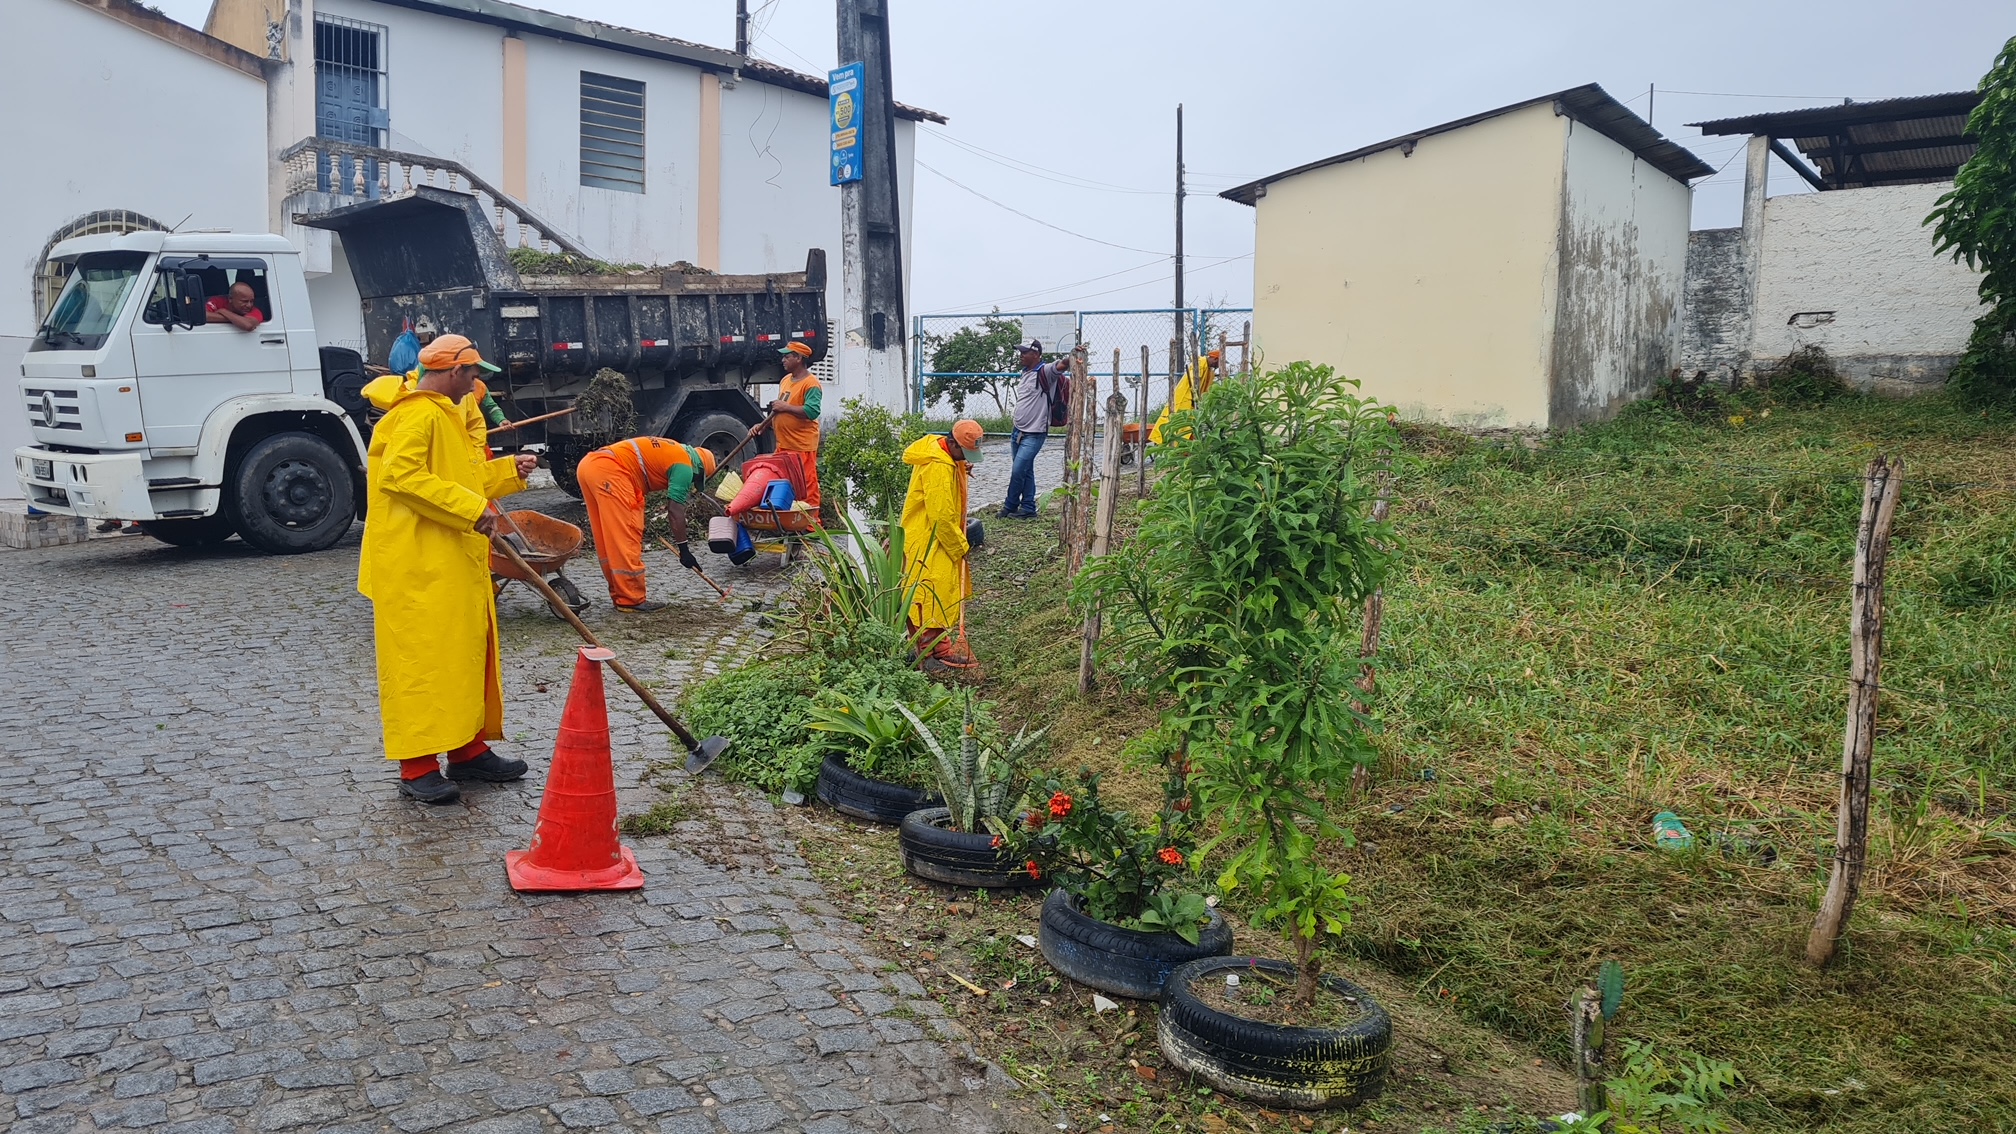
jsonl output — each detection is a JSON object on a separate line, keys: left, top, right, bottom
{"left": 484, "top": 505, "right": 704, "bottom": 752}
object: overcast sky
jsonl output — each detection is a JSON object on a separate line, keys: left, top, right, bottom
{"left": 156, "top": 0, "right": 2007, "bottom": 321}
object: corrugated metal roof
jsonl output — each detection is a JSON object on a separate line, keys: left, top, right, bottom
{"left": 1688, "top": 92, "right": 1978, "bottom": 189}
{"left": 1220, "top": 84, "right": 1713, "bottom": 207}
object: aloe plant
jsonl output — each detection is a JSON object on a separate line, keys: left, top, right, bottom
{"left": 806, "top": 690, "right": 951, "bottom": 782}
{"left": 897, "top": 697, "right": 1045, "bottom": 833}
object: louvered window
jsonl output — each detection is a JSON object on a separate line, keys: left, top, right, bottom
{"left": 580, "top": 72, "right": 646, "bottom": 193}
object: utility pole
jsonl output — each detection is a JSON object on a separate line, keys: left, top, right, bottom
{"left": 1174, "top": 104, "right": 1186, "bottom": 365}
{"left": 1648, "top": 83, "right": 1655, "bottom": 128}
{"left": 835, "top": 0, "right": 908, "bottom": 411}
{"left": 735, "top": 0, "right": 748, "bottom": 56}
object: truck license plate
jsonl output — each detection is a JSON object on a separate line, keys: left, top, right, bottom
{"left": 32, "top": 459, "right": 52, "bottom": 481}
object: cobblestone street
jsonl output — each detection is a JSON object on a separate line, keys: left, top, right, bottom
{"left": 0, "top": 479, "right": 1049, "bottom": 1133}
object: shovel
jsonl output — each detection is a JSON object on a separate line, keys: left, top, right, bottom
{"left": 486, "top": 505, "right": 731, "bottom": 774}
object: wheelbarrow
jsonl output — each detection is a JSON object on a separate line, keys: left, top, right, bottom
{"left": 489, "top": 509, "right": 591, "bottom": 618}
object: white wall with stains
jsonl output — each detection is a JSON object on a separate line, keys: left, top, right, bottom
{"left": 1749, "top": 181, "right": 1984, "bottom": 394}
{"left": 1549, "top": 117, "right": 1692, "bottom": 425}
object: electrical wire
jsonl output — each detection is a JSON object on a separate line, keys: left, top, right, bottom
{"left": 923, "top": 256, "right": 1173, "bottom": 314}
{"left": 921, "top": 128, "right": 1166, "bottom": 196}
{"left": 916, "top": 159, "right": 1175, "bottom": 255}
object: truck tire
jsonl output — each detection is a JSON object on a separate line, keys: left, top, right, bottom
{"left": 677, "top": 411, "right": 757, "bottom": 474}
{"left": 547, "top": 436, "right": 595, "bottom": 500}
{"left": 138, "top": 514, "right": 237, "bottom": 548}
{"left": 227, "top": 431, "right": 356, "bottom": 555}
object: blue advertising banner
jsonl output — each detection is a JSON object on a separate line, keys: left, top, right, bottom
{"left": 829, "top": 62, "right": 865, "bottom": 185}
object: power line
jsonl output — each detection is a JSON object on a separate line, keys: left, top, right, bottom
{"left": 916, "top": 159, "right": 1173, "bottom": 255}
{"left": 921, "top": 128, "right": 1165, "bottom": 196}
{"left": 923, "top": 256, "right": 1172, "bottom": 314}
{"left": 1654, "top": 88, "right": 1865, "bottom": 101}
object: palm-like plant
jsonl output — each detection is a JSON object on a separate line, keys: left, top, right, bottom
{"left": 805, "top": 690, "right": 950, "bottom": 781}
{"left": 897, "top": 697, "right": 1045, "bottom": 833}
{"left": 793, "top": 508, "right": 927, "bottom": 659}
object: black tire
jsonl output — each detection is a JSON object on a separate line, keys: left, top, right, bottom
{"left": 549, "top": 574, "right": 589, "bottom": 617}
{"left": 815, "top": 754, "right": 940, "bottom": 825}
{"left": 677, "top": 410, "right": 760, "bottom": 475}
{"left": 898, "top": 807, "right": 1039, "bottom": 890}
{"left": 1038, "top": 889, "right": 1233, "bottom": 1000}
{"left": 547, "top": 435, "right": 595, "bottom": 499}
{"left": 226, "top": 432, "right": 356, "bottom": 555}
{"left": 1157, "top": 956, "right": 1392, "bottom": 1111}
{"left": 137, "top": 513, "right": 237, "bottom": 548}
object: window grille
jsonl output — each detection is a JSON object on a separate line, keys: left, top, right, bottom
{"left": 34, "top": 210, "right": 166, "bottom": 323}
{"left": 580, "top": 72, "right": 646, "bottom": 193}
{"left": 315, "top": 15, "right": 389, "bottom": 147}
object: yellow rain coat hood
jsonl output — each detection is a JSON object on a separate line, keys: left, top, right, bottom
{"left": 898, "top": 434, "right": 971, "bottom": 630}
{"left": 358, "top": 382, "right": 527, "bottom": 760}
{"left": 364, "top": 371, "right": 489, "bottom": 459}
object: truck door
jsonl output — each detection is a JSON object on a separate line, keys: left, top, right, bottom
{"left": 129, "top": 257, "right": 291, "bottom": 450}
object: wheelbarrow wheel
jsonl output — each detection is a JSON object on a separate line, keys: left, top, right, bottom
{"left": 546, "top": 573, "right": 589, "bottom": 619}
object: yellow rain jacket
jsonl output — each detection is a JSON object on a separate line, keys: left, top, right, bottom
{"left": 1149, "top": 354, "right": 1216, "bottom": 445}
{"left": 364, "top": 372, "right": 489, "bottom": 460}
{"left": 357, "top": 381, "right": 527, "bottom": 761}
{"left": 898, "top": 434, "right": 971, "bottom": 630}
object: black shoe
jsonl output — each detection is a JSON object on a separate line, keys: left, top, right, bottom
{"left": 398, "top": 771, "right": 462, "bottom": 805}
{"left": 996, "top": 508, "right": 1017, "bottom": 519}
{"left": 615, "top": 600, "right": 667, "bottom": 613}
{"left": 447, "top": 750, "right": 529, "bottom": 783}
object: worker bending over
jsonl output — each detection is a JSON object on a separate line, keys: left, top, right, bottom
{"left": 900, "top": 420, "right": 985, "bottom": 673}
{"left": 1150, "top": 349, "right": 1220, "bottom": 445}
{"left": 576, "top": 437, "right": 719, "bottom": 613}
{"left": 359, "top": 335, "right": 537, "bottom": 805}
{"left": 729, "top": 341, "right": 824, "bottom": 516}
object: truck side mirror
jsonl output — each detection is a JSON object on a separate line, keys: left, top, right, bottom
{"left": 171, "top": 270, "right": 207, "bottom": 329}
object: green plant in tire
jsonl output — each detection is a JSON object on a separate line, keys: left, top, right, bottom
{"left": 1074, "top": 360, "right": 1398, "bottom": 1005}
{"left": 898, "top": 696, "right": 1043, "bottom": 833}
{"left": 806, "top": 689, "right": 950, "bottom": 783}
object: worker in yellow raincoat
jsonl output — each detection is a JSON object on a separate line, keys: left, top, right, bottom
{"left": 899, "top": 420, "right": 985, "bottom": 673}
{"left": 359, "top": 335, "right": 538, "bottom": 805}
{"left": 1149, "top": 349, "right": 1220, "bottom": 445}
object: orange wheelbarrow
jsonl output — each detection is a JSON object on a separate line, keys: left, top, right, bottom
{"left": 489, "top": 509, "right": 591, "bottom": 618}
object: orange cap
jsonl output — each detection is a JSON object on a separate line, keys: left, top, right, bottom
{"left": 950, "top": 419, "right": 985, "bottom": 463}
{"left": 779, "top": 341, "right": 814, "bottom": 358}
{"left": 418, "top": 334, "right": 500, "bottom": 373}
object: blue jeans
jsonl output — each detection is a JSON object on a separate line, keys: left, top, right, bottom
{"left": 1003, "top": 430, "right": 1047, "bottom": 514}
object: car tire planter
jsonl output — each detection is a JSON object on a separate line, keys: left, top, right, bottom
{"left": 814, "top": 754, "right": 940, "bottom": 825}
{"left": 1038, "top": 889, "right": 1233, "bottom": 1000}
{"left": 1158, "top": 956, "right": 1392, "bottom": 1110}
{"left": 897, "top": 807, "right": 1038, "bottom": 889}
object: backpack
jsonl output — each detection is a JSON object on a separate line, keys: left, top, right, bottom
{"left": 1037, "top": 363, "right": 1070, "bottom": 428}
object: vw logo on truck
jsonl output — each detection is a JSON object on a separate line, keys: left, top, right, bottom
{"left": 39, "top": 392, "right": 56, "bottom": 429}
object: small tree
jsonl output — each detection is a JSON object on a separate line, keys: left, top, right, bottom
{"left": 924, "top": 313, "right": 1024, "bottom": 417}
{"left": 1927, "top": 35, "right": 2016, "bottom": 409}
{"left": 817, "top": 397, "right": 928, "bottom": 521}
{"left": 1075, "top": 361, "right": 1398, "bottom": 1005}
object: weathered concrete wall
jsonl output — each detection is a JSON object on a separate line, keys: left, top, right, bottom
{"left": 1250, "top": 101, "right": 1569, "bottom": 430}
{"left": 1677, "top": 227, "right": 1748, "bottom": 379}
{"left": 1547, "top": 117, "right": 1692, "bottom": 427}
{"left": 1749, "top": 181, "right": 1985, "bottom": 394}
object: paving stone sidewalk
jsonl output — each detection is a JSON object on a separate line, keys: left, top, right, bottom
{"left": 0, "top": 499, "right": 1050, "bottom": 1134}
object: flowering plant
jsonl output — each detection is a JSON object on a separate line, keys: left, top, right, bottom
{"left": 1006, "top": 752, "right": 1212, "bottom": 944}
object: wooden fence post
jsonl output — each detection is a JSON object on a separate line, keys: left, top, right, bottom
{"left": 1568, "top": 984, "right": 1608, "bottom": 1121}
{"left": 1241, "top": 320, "right": 1251, "bottom": 376}
{"left": 1806, "top": 456, "right": 1903, "bottom": 968}
{"left": 1058, "top": 345, "right": 1087, "bottom": 553}
{"left": 1137, "top": 345, "right": 1151, "bottom": 496}
{"left": 1077, "top": 381, "right": 1131, "bottom": 694}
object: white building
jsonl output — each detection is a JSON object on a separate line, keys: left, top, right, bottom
{"left": 1, "top": 0, "right": 939, "bottom": 498}
{"left": 0, "top": 0, "right": 271, "bottom": 490}
{"left": 1224, "top": 86, "right": 1710, "bottom": 432}
{"left": 1679, "top": 93, "right": 1986, "bottom": 394}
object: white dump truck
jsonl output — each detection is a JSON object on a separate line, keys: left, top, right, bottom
{"left": 14, "top": 231, "right": 369, "bottom": 553}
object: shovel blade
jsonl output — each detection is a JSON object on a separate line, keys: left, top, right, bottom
{"left": 684, "top": 735, "right": 732, "bottom": 775}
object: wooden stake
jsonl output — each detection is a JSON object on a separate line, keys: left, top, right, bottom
{"left": 1806, "top": 456, "right": 1903, "bottom": 968}
{"left": 1137, "top": 345, "right": 1150, "bottom": 496}
{"left": 1568, "top": 985, "right": 1608, "bottom": 1120}
{"left": 1241, "top": 320, "right": 1251, "bottom": 376}
{"left": 1078, "top": 380, "right": 1130, "bottom": 694}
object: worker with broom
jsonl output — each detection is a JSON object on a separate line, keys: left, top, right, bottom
{"left": 899, "top": 419, "right": 986, "bottom": 675}
{"left": 576, "top": 437, "right": 719, "bottom": 614}
{"left": 728, "top": 340, "right": 824, "bottom": 517}
{"left": 1150, "top": 348, "right": 1219, "bottom": 445}
{"left": 359, "top": 335, "right": 538, "bottom": 805}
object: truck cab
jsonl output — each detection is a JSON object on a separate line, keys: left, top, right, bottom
{"left": 14, "top": 231, "right": 368, "bottom": 553}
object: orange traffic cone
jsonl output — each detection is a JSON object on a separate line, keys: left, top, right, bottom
{"left": 506, "top": 646, "right": 645, "bottom": 892}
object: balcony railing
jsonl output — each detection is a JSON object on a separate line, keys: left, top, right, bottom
{"left": 279, "top": 137, "right": 598, "bottom": 259}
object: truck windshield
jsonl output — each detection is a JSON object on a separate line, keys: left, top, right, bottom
{"left": 32, "top": 251, "right": 147, "bottom": 352}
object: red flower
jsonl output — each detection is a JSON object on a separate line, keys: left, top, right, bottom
{"left": 990, "top": 835, "right": 1004, "bottom": 849}
{"left": 1025, "top": 860, "right": 1043, "bottom": 880}
{"left": 1023, "top": 810, "right": 1045, "bottom": 831}
{"left": 1157, "top": 847, "right": 1184, "bottom": 867}
{"left": 1048, "top": 792, "right": 1073, "bottom": 820}
{"left": 1172, "top": 798, "right": 1193, "bottom": 813}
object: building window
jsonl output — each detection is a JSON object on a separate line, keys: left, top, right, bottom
{"left": 315, "top": 15, "right": 390, "bottom": 147}
{"left": 580, "top": 72, "right": 646, "bottom": 193}
{"left": 35, "top": 210, "right": 166, "bottom": 323}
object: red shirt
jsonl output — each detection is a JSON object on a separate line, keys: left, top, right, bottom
{"left": 206, "top": 295, "right": 265, "bottom": 323}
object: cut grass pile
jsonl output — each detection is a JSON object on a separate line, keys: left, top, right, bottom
{"left": 964, "top": 393, "right": 2015, "bottom": 1132}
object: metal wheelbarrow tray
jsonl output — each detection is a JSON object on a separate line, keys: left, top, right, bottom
{"left": 489, "top": 510, "right": 591, "bottom": 616}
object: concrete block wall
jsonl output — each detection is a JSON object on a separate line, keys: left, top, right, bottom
{"left": 1677, "top": 228, "right": 1749, "bottom": 380}
{"left": 0, "top": 507, "right": 89, "bottom": 549}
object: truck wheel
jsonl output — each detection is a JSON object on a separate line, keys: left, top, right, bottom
{"left": 678, "top": 411, "right": 757, "bottom": 474}
{"left": 138, "top": 514, "right": 237, "bottom": 548}
{"left": 227, "top": 432, "right": 356, "bottom": 555}
{"left": 546, "top": 436, "right": 593, "bottom": 499}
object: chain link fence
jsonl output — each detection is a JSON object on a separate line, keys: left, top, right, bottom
{"left": 912, "top": 307, "right": 1251, "bottom": 423}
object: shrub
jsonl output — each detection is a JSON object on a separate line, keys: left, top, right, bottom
{"left": 1759, "top": 344, "right": 1847, "bottom": 404}
{"left": 818, "top": 397, "right": 928, "bottom": 520}
{"left": 1927, "top": 35, "right": 2016, "bottom": 410}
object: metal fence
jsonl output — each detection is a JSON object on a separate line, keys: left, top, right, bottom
{"left": 912, "top": 307, "right": 1251, "bottom": 421}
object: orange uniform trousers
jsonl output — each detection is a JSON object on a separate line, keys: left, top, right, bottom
{"left": 577, "top": 449, "right": 656, "bottom": 608}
